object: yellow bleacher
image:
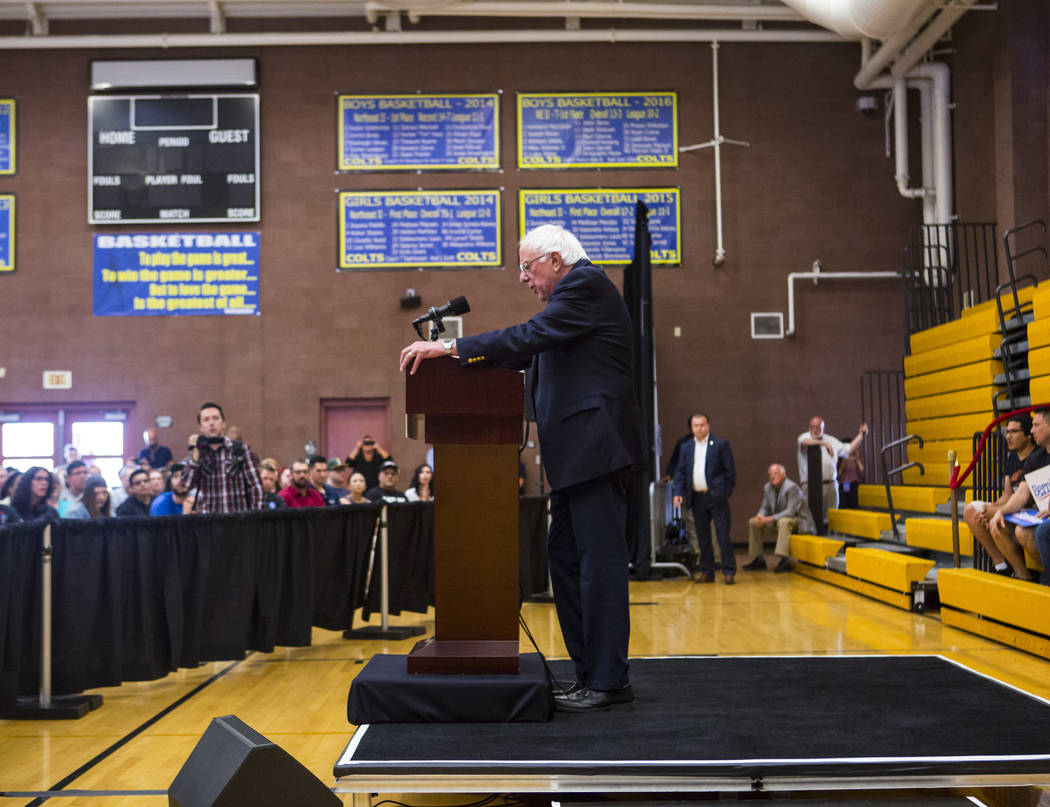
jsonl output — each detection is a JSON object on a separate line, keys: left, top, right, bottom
{"left": 903, "top": 517, "right": 973, "bottom": 555}
{"left": 939, "top": 568, "right": 1050, "bottom": 659}
{"left": 827, "top": 508, "right": 892, "bottom": 540}
{"left": 903, "top": 333, "right": 1000, "bottom": 377}
{"left": 857, "top": 483, "right": 971, "bottom": 512}
{"left": 846, "top": 547, "right": 935, "bottom": 593}
{"left": 789, "top": 534, "right": 844, "bottom": 567}
{"left": 903, "top": 360, "right": 1002, "bottom": 399}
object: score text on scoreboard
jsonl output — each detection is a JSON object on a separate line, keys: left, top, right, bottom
{"left": 88, "top": 94, "right": 260, "bottom": 225}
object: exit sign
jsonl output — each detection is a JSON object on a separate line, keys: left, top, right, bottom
{"left": 43, "top": 370, "right": 72, "bottom": 389}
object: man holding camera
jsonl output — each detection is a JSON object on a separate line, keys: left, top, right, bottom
{"left": 179, "top": 402, "right": 264, "bottom": 513}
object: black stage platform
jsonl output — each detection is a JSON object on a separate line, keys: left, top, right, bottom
{"left": 334, "top": 656, "right": 1050, "bottom": 801}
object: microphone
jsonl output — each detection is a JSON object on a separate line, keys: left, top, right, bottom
{"left": 411, "top": 296, "right": 470, "bottom": 326}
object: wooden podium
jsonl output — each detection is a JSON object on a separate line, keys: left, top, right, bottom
{"left": 405, "top": 357, "right": 524, "bottom": 674}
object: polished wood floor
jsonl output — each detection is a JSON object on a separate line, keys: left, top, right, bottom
{"left": 3, "top": 559, "right": 1050, "bottom": 807}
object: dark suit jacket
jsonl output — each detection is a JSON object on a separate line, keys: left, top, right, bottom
{"left": 456, "top": 260, "right": 645, "bottom": 492}
{"left": 672, "top": 436, "right": 736, "bottom": 507}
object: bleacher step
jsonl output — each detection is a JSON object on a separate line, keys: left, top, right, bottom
{"left": 994, "top": 339, "right": 1028, "bottom": 358}
{"left": 995, "top": 367, "right": 1030, "bottom": 385}
{"left": 904, "top": 517, "right": 973, "bottom": 555}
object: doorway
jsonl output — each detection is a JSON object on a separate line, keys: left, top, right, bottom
{"left": 320, "top": 398, "right": 390, "bottom": 463}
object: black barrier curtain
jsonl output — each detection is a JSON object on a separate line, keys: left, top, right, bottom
{"left": 361, "top": 502, "right": 435, "bottom": 621}
{"left": 0, "top": 498, "right": 549, "bottom": 708}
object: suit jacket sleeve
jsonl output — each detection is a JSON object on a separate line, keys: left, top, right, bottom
{"left": 455, "top": 268, "right": 601, "bottom": 366}
{"left": 672, "top": 441, "right": 692, "bottom": 500}
{"left": 722, "top": 440, "right": 736, "bottom": 498}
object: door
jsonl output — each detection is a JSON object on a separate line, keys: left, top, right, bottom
{"left": 321, "top": 398, "right": 390, "bottom": 463}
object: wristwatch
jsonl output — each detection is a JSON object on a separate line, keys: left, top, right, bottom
{"left": 442, "top": 338, "right": 455, "bottom": 356}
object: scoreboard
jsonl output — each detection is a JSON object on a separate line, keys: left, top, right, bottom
{"left": 89, "top": 94, "right": 259, "bottom": 225}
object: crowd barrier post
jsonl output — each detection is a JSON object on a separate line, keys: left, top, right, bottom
{"left": 948, "top": 450, "right": 961, "bottom": 568}
{"left": 343, "top": 505, "right": 426, "bottom": 642}
{"left": 14, "top": 522, "right": 103, "bottom": 719}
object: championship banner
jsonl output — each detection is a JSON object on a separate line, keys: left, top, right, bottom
{"left": 338, "top": 93, "right": 500, "bottom": 171}
{"left": 517, "top": 91, "right": 677, "bottom": 169}
{"left": 93, "top": 232, "right": 260, "bottom": 316}
{"left": 0, "top": 100, "right": 14, "bottom": 175}
{"left": 0, "top": 195, "right": 13, "bottom": 272}
{"left": 339, "top": 190, "right": 501, "bottom": 270}
{"left": 519, "top": 188, "right": 680, "bottom": 265}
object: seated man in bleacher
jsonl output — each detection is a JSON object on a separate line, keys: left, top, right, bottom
{"left": 987, "top": 408, "right": 1050, "bottom": 581}
{"left": 743, "top": 463, "right": 815, "bottom": 573}
{"left": 963, "top": 414, "right": 1034, "bottom": 576}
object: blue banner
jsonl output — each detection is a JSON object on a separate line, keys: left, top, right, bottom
{"left": 339, "top": 190, "right": 501, "bottom": 270}
{"left": 338, "top": 94, "right": 500, "bottom": 171}
{"left": 517, "top": 92, "right": 677, "bottom": 169}
{"left": 93, "top": 232, "right": 260, "bottom": 316}
{"left": 0, "top": 195, "right": 12, "bottom": 272}
{"left": 519, "top": 188, "right": 680, "bottom": 265}
{"left": 0, "top": 99, "right": 13, "bottom": 175}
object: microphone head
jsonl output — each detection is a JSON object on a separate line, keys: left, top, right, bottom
{"left": 448, "top": 296, "right": 470, "bottom": 315}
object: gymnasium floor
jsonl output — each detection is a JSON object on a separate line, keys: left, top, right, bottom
{"left": 3, "top": 561, "right": 1050, "bottom": 807}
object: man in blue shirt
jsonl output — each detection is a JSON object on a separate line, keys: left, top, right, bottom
{"left": 150, "top": 463, "right": 190, "bottom": 515}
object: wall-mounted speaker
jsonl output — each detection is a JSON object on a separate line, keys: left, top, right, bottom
{"left": 168, "top": 715, "right": 341, "bottom": 807}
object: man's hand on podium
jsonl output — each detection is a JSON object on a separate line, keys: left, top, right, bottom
{"left": 400, "top": 339, "right": 456, "bottom": 375}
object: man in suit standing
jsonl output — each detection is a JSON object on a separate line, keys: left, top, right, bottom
{"left": 672, "top": 414, "right": 737, "bottom": 584}
{"left": 400, "top": 224, "right": 644, "bottom": 712}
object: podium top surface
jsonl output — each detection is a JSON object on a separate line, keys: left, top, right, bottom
{"left": 405, "top": 357, "right": 524, "bottom": 416}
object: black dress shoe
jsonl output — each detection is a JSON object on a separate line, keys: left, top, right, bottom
{"left": 555, "top": 685, "right": 635, "bottom": 712}
{"left": 742, "top": 556, "right": 767, "bottom": 571}
{"left": 552, "top": 680, "right": 584, "bottom": 696}
{"left": 773, "top": 556, "right": 792, "bottom": 573}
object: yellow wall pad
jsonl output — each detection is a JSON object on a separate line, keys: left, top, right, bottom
{"left": 906, "top": 412, "right": 994, "bottom": 442}
{"left": 941, "top": 606, "right": 1050, "bottom": 662}
{"left": 789, "top": 534, "right": 844, "bottom": 566}
{"left": 1028, "top": 375, "right": 1050, "bottom": 407}
{"left": 1033, "top": 284, "right": 1050, "bottom": 320}
{"left": 1028, "top": 318, "right": 1050, "bottom": 351}
{"left": 938, "top": 568, "right": 1050, "bottom": 636}
{"left": 905, "top": 386, "right": 999, "bottom": 420}
{"left": 845, "top": 547, "right": 935, "bottom": 592}
{"left": 828, "top": 508, "right": 893, "bottom": 539}
{"left": 960, "top": 284, "right": 1036, "bottom": 321}
{"left": 793, "top": 562, "right": 915, "bottom": 611}
{"left": 901, "top": 464, "right": 953, "bottom": 487}
{"left": 903, "top": 360, "right": 1003, "bottom": 400}
{"left": 904, "top": 333, "right": 1000, "bottom": 378}
{"left": 907, "top": 439, "right": 973, "bottom": 468}
{"left": 858, "top": 483, "right": 971, "bottom": 512}
{"left": 909, "top": 308, "right": 1000, "bottom": 355}
{"left": 904, "top": 517, "right": 974, "bottom": 555}
{"left": 1030, "top": 344, "right": 1050, "bottom": 378}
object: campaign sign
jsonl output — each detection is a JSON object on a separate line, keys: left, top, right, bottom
{"left": 339, "top": 190, "right": 501, "bottom": 270}
{"left": 517, "top": 91, "right": 677, "bottom": 169}
{"left": 338, "top": 94, "right": 500, "bottom": 171}
{"left": 0, "top": 100, "right": 14, "bottom": 175}
{"left": 519, "top": 188, "right": 680, "bottom": 265}
{"left": 94, "top": 232, "right": 260, "bottom": 316}
{"left": 0, "top": 195, "right": 13, "bottom": 272}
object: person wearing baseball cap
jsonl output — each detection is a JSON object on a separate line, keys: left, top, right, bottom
{"left": 365, "top": 460, "right": 407, "bottom": 504}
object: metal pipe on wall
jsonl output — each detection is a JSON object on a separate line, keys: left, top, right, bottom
{"left": 786, "top": 260, "right": 900, "bottom": 337}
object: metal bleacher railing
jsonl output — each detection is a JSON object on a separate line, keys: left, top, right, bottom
{"left": 969, "top": 427, "right": 1006, "bottom": 573}
{"left": 901, "top": 222, "right": 1000, "bottom": 335}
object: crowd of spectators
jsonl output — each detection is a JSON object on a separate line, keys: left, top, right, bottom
{"left": 0, "top": 401, "right": 443, "bottom": 527}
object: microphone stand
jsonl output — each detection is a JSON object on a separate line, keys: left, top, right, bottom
{"left": 413, "top": 316, "right": 446, "bottom": 342}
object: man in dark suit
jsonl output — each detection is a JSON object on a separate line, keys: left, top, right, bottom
{"left": 672, "top": 414, "right": 737, "bottom": 583}
{"left": 400, "top": 224, "right": 644, "bottom": 712}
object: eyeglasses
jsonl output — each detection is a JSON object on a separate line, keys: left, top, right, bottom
{"left": 519, "top": 252, "right": 550, "bottom": 276}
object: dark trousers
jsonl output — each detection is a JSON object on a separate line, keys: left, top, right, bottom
{"left": 547, "top": 469, "right": 631, "bottom": 692}
{"left": 691, "top": 492, "right": 734, "bottom": 574}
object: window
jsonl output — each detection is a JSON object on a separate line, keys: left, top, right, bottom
{"left": 1, "top": 421, "right": 55, "bottom": 471}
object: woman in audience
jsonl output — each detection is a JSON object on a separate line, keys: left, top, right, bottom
{"left": 340, "top": 472, "right": 371, "bottom": 505}
{"left": 10, "top": 467, "right": 60, "bottom": 522}
{"left": 65, "top": 474, "right": 112, "bottom": 519}
{"left": 405, "top": 464, "right": 434, "bottom": 502}
{"left": 279, "top": 466, "right": 293, "bottom": 491}
{"left": 0, "top": 469, "right": 21, "bottom": 505}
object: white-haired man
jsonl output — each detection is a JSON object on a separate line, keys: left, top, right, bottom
{"left": 400, "top": 224, "right": 645, "bottom": 712}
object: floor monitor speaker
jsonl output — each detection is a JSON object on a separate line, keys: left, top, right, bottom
{"left": 169, "top": 715, "right": 341, "bottom": 807}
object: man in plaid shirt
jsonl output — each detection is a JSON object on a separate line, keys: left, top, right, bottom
{"left": 179, "top": 402, "right": 264, "bottom": 513}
